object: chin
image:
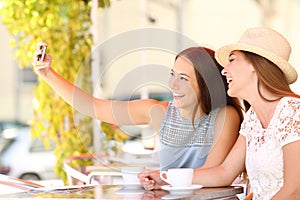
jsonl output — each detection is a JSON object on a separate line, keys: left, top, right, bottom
{"left": 173, "top": 102, "right": 181, "bottom": 108}
{"left": 227, "top": 89, "right": 238, "bottom": 98}
{"left": 173, "top": 100, "right": 182, "bottom": 108}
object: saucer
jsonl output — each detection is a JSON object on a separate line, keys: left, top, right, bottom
{"left": 161, "top": 184, "right": 203, "bottom": 194}
{"left": 117, "top": 182, "right": 143, "bottom": 190}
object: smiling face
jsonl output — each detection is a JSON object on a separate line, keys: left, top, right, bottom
{"left": 168, "top": 56, "right": 200, "bottom": 113}
{"left": 221, "top": 50, "right": 256, "bottom": 99}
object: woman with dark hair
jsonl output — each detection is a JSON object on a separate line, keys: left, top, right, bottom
{"left": 32, "top": 45, "right": 244, "bottom": 190}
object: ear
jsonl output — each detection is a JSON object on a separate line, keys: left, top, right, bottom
{"left": 248, "top": 63, "right": 255, "bottom": 72}
{"left": 249, "top": 63, "right": 258, "bottom": 82}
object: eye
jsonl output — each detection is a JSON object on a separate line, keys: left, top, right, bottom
{"left": 170, "top": 71, "right": 175, "bottom": 76}
{"left": 180, "top": 76, "right": 188, "bottom": 81}
{"left": 228, "top": 57, "right": 234, "bottom": 62}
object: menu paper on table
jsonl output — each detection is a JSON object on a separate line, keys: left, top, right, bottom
{"left": 0, "top": 174, "right": 44, "bottom": 195}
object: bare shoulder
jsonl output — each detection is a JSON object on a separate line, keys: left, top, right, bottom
{"left": 214, "top": 105, "right": 241, "bottom": 139}
{"left": 216, "top": 105, "right": 241, "bottom": 122}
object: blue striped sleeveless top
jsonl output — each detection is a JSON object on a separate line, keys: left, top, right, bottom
{"left": 159, "top": 100, "right": 220, "bottom": 171}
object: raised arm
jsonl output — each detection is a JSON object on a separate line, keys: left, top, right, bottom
{"left": 32, "top": 44, "right": 168, "bottom": 127}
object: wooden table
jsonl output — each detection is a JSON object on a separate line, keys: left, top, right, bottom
{"left": 0, "top": 184, "right": 243, "bottom": 199}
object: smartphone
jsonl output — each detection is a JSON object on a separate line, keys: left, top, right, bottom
{"left": 39, "top": 45, "right": 47, "bottom": 61}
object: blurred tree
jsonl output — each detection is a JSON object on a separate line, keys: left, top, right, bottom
{"left": 0, "top": 0, "right": 110, "bottom": 184}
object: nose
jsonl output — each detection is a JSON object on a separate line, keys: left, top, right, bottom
{"left": 221, "top": 68, "right": 227, "bottom": 76}
{"left": 168, "top": 76, "right": 179, "bottom": 90}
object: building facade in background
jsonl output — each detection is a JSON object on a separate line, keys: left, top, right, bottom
{"left": 0, "top": 0, "right": 299, "bottom": 123}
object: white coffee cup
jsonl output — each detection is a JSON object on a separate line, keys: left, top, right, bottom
{"left": 160, "top": 168, "right": 193, "bottom": 187}
{"left": 121, "top": 166, "right": 145, "bottom": 183}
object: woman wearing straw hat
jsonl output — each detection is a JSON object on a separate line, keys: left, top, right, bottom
{"left": 186, "top": 27, "right": 300, "bottom": 199}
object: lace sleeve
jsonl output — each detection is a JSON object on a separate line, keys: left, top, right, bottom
{"left": 276, "top": 97, "right": 300, "bottom": 146}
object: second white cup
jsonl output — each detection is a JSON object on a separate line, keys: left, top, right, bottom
{"left": 160, "top": 168, "right": 193, "bottom": 187}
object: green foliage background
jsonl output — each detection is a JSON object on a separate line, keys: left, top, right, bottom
{"left": 0, "top": 0, "right": 110, "bottom": 184}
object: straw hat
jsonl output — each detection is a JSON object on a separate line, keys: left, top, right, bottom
{"left": 215, "top": 27, "right": 298, "bottom": 84}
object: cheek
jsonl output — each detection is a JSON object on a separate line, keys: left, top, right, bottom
{"left": 189, "top": 83, "right": 200, "bottom": 100}
{"left": 168, "top": 77, "right": 174, "bottom": 87}
{"left": 168, "top": 79, "right": 171, "bottom": 87}
{"left": 238, "top": 65, "right": 254, "bottom": 82}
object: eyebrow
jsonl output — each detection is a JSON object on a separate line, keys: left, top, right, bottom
{"left": 171, "top": 69, "right": 191, "bottom": 78}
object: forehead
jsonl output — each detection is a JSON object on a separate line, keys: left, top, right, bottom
{"left": 173, "top": 56, "right": 195, "bottom": 75}
{"left": 229, "top": 50, "right": 243, "bottom": 57}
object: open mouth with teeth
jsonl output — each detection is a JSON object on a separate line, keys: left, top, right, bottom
{"left": 173, "top": 93, "right": 185, "bottom": 99}
{"left": 227, "top": 77, "right": 233, "bottom": 87}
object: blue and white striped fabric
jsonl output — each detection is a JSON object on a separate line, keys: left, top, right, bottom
{"left": 159, "top": 100, "right": 220, "bottom": 171}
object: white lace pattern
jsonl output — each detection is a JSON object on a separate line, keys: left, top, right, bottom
{"left": 240, "top": 97, "right": 300, "bottom": 200}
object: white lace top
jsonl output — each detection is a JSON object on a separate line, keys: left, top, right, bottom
{"left": 240, "top": 97, "right": 300, "bottom": 200}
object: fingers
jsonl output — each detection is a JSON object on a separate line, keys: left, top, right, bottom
{"left": 33, "top": 50, "right": 40, "bottom": 61}
{"left": 32, "top": 42, "right": 50, "bottom": 66}
{"left": 37, "top": 42, "right": 47, "bottom": 49}
{"left": 138, "top": 169, "right": 164, "bottom": 190}
{"left": 138, "top": 173, "right": 155, "bottom": 190}
{"left": 32, "top": 54, "right": 52, "bottom": 78}
{"left": 138, "top": 170, "right": 150, "bottom": 179}
{"left": 33, "top": 54, "right": 51, "bottom": 67}
{"left": 34, "top": 42, "right": 47, "bottom": 61}
{"left": 142, "top": 178, "right": 156, "bottom": 191}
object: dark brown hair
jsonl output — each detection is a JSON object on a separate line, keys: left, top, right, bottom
{"left": 242, "top": 51, "right": 300, "bottom": 100}
{"left": 175, "top": 47, "right": 245, "bottom": 125}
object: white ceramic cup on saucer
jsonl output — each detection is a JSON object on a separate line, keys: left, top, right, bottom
{"left": 160, "top": 168, "right": 193, "bottom": 187}
{"left": 121, "top": 166, "right": 145, "bottom": 184}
